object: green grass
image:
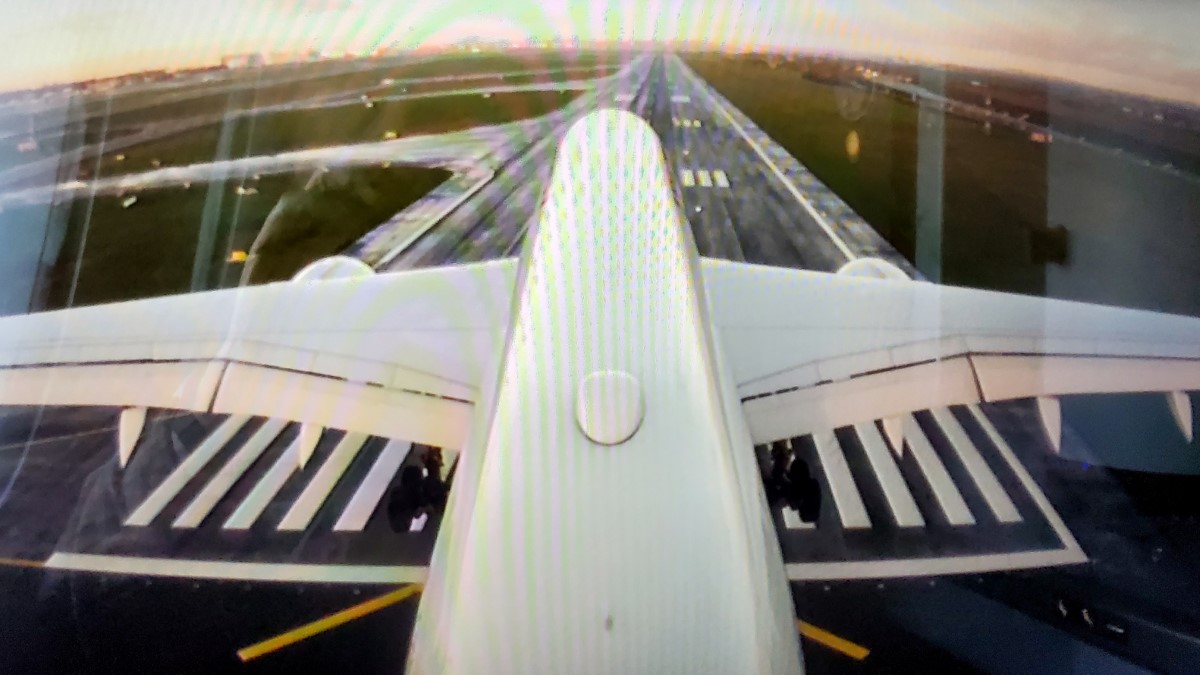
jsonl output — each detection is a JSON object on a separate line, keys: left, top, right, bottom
{"left": 685, "top": 55, "right": 1052, "bottom": 295}
{"left": 244, "top": 89, "right": 580, "bottom": 156}
{"left": 102, "top": 89, "right": 581, "bottom": 176}
{"left": 82, "top": 51, "right": 626, "bottom": 130}
{"left": 29, "top": 164, "right": 448, "bottom": 309}
{"left": 2, "top": 51, "right": 621, "bottom": 181}
{"left": 244, "top": 164, "right": 451, "bottom": 283}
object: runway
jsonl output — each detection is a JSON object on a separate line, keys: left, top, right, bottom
{"left": 0, "top": 53, "right": 1195, "bottom": 674}
{"left": 380, "top": 53, "right": 913, "bottom": 276}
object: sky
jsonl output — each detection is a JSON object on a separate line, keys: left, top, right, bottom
{"left": 2, "top": 0, "right": 1198, "bottom": 104}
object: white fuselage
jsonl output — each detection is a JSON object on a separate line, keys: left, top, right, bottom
{"left": 407, "top": 110, "right": 802, "bottom": 674}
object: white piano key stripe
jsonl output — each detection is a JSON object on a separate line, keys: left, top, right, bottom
{"left": 173, "top": 418, "right": 287, "bottom": 528}
{"left": 125, "top": 415, "right": 251, "bottom": 527}
{"left": 930, "top": 407, "right": 1022, "bottom": 523}
{"left": 811, "top": 430, "right": 872, "bottom": 529}
{"left": 782, "top": 507, "right": 815, "bottom": 530}
{"left": 223, "top": 434, "right": 306, "bottom": 530}
{"left": 903, "top": 415, "right": 975, "bottom": 526}
{"left": 854, "top": 422, "right": 924, "bottom": 528}
{"left": 278, "top": 432, "right": 368, "bottom": 532}
{"left": 333, "top": 440, "right": 413, "bottom": 532}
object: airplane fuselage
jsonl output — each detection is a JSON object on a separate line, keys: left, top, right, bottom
{"left": 406, "top": 110, "right": 803, "bottom": 673}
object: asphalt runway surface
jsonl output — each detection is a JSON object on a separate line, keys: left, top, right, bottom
{"left": 0, "top": 53, "right": 1195, "bottom": 674}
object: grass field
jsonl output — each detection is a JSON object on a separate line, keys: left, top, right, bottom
{"left": 97, "top": 88, "right": 580, "bottom": 177}
{"left": 27, "top": 164, "right": 448, "bottom": 309}
{"left": 1, "top": 51, "right": 622, "bottom": 182}
{"left": 80, "top": 50, "right": 626, "bottom": 130}
{"left": 242, "top": 164, "right": 451, "bottom": 284}
{"left": 684, "top": 54, "right": 1051, "bottom": 295}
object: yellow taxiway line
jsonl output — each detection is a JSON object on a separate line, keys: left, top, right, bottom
{"left": 798, "top": 619, "right": 871, "bottom": 661}
{"left": 0, "top": 557, "right": 44, "bottom": 569}
{"left": 238, "top": 583, "right": 424, "bottom": 662}
{"left": 4, "top": 553, "right": 871, "bottom": 666}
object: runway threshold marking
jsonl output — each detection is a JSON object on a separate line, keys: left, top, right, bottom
{"left": 797, "top": 620, "right": 870, "bottom": 661}
{"left": 238, "top": 583, "right": 424, "bottom": 662}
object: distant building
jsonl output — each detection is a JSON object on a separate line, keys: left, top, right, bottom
{"left": 221, "top": 53, "right": 264, "bottom": 69}
{"left": 261, "top": 52, "right": 297, "bottom": 65}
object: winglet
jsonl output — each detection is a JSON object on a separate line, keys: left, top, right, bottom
{"left": 1168, "top": 391, "right": 1194, "bottom": 443}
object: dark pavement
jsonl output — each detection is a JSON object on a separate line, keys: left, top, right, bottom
{"left": 1, "top": 53, "right": 1196, "bottom": 674}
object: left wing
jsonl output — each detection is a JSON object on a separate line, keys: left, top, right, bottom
{"left": 0, "top": 259, "right": 517, "bottom": 450}
{"left": 701, "top": 257, "right": 1200, "bottom": 446}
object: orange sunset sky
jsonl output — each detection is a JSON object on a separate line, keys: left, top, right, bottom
{"left": 1, "top": 0, "right": 1198, "bottom": 105}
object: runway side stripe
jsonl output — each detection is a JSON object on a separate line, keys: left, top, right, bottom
{"left": 931, "top": 408, "right": 1022, "bottom": 523}
{"left": 903, "top": 415, "right": 975, "bottom": 526}
{"left": 811, "top": 430, "right": 871, "bottom": 529}
{"left": 333, "top": 440, "right": 412, "bottom": 532}
{"left": 786, "top": 547, "right": 1085, "bottom": 580}
{"left": 44, "top": 552, "right": 428, "bottom": 584}
{"left": 125, "top": 415, "right": 251, "bottom": 527}
{"left": 278, "top": 432, "right": 368, "bottom": 531}
{"left": 174, "top": 418, "right": 288, "bottom": 528}
{"left": 965, "top": 404, "right": 1085, "bottom": 556}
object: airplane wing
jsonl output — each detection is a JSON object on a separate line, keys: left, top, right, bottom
{"left": 701, "top": 257, "right": 1200, "bottom": 447}
{"left": 0, "top": 259, "right": 517, "bottom": 453}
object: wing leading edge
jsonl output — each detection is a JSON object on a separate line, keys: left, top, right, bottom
{"left": 700, "top": 257, "right": 1200, "bottom": 445}
{"left": 0, "top": 259, "right": 518, "bottom": 449}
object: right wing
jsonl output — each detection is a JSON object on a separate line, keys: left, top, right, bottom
{"left": 701, "top": 258, "right": 1200, "bottom": 446}
{"left": 0, "top": 259, "right": 518, "bottom": 450}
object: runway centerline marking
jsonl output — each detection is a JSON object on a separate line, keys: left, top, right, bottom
{"left": 238, "top": 583, "right": 424, "bottom": 662}
{"left": 674, "top": 56, "right": 856, "bottom": 261}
